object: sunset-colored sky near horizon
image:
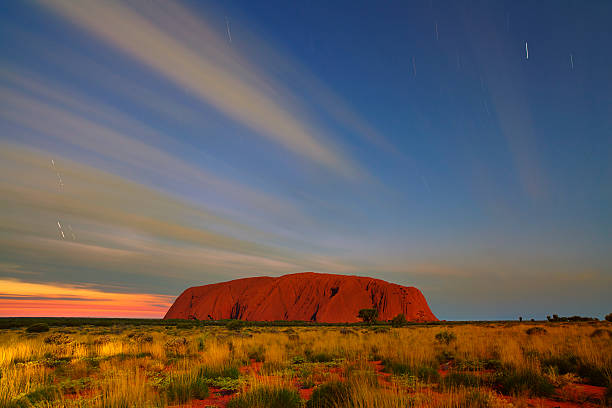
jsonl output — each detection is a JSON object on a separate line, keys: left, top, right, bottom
{"left": 1, "top": 1, "right": 610, "bottom": 319}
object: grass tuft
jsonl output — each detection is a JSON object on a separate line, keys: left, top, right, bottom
{"left": 227, "top": 385, "right": 302, "bottom": 408}
{"left": 306, "top": 381, "right": 352, "bottom": 408}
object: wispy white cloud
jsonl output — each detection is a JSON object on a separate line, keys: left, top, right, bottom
{"left": 0, "top": 145, "right": 362, "bottom": 295}
{"left": 42, "top": 0, "right": 364, "bottom": 178}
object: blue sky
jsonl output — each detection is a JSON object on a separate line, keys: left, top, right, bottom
{"left": 0, "top": 1, "right": 610, "bottom": 319}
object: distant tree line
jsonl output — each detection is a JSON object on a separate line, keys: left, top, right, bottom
{"left": 546, "top": 314, "right": 599, "bottom": 322}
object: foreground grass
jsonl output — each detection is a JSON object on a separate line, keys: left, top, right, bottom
{"left": 0, "top": 321, "right": 610, "bottom": 407}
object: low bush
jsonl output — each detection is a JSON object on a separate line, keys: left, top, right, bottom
{"left": 542, "top": 354, "right": 608, "bottom": 386}
{"left": 128, "top": 332, "right": 153, "bottom": 343}
{"left": 495, "top": 369, "right": 555, "bottom": 397}
{"left": 372, "top": 327, "right": 390, "bottom": 334}
{"left": 391, "top": 313, "right": 407, "bottom": 327}
{"left": 26, "top": 323, "right": 49, "bottom": 333}
{"left": 435, "top": 331, "right": 456, "bottom": 345}
{"left": 542, "top": 354, "right": 580, "bottom": 375}
{"left": 590, "top": 329, "right": 612, "bottom": 338}
{"left": 306, "top": 381, "right": 352, "bottom": 408}
{"left": 164, "top": 337, "right": 189, "bottom": 354}
{"left": 382, "top": 359, "right": 440, "bottom": 383}
{"left": 228, "top": 386, "right": 302, "bottom": 408}
{"left": 92, "top": 335, "right": 111, "bottom": 345}
{"left": 199, "top": 364, "right": 240, "bottom": 379}
{"left": 226, "top": 320, "right": 244, "bottom": 331}
{"left": 305, "top": 349, "right": 335, "bottom": 363}
{"left": 415, "top": 365, "right": 441, "bottom": 383}
{"left": 44, "top": 333, "right": 72, "bottom": 345}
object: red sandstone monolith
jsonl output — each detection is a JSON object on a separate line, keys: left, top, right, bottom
{"left": 164, "top": 272, "right": 437, "bottom": 323}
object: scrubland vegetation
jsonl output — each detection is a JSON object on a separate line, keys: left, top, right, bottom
{"left": 1, "top": 319, "right": 611, "bottom": 407}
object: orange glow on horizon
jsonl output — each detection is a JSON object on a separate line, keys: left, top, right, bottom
{"left": 0, "top": 279, "right": 173, "bottom": 318}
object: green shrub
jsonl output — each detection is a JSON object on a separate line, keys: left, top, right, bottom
{"left": 205, "top": 377, "right": 244, "bottom": 392}
{"left": 228, "top": 386, "right": 302, "bottom": 408}
{"left": 199, "top": 364, "right": 240, "bottom": 379}
{"left": 382, "top": 360, "right": 440, "bottom": 383}
{"left": 306, "top": 381, "right": 351, "bottom": 408}
{"left": 415, "top": 365, "right": 441, "bottom": 383}
{"left": 496, "top": 369, "right": 554, "bottom": 397}
{"left": 382, "top": 359, "right": 412, "bottom": 375}
{"left": 166, "top": 374, "right": 209, "bottom": 403}
{"left": 604, "top": 313, "right": 611, "bottom": 322}
{"left": 357, "top": 309, "right": 378, "bottom": 324}
{"left": 435, "top": 331, "right": 456, "bottom": 345}
{"left": 305, "top": 349, "right": 335, "bottom": 363}
{"left": 227, "top": 320, "right": 244, "bottom": 331}
{"left": 542, "top": 354, "right": 580, "bottom": 375}
{"left": 26, "top": 323, "right": 49, "bottom": 333}
{"left": 542, "top": 354, "right": 608, "bottom": 386}
{"left": 391, "top": 313, "right": 408, "bottom": 327}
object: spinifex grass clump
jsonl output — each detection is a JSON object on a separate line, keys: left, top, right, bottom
{"left": 382, "top": 359, "right": 440, "bottom": 383}
{"left": 435, "top": 330, "right": 457, "bottom": 345}
{"left": 495, "top": 368, "right": 555, "bottom": 397}
{"left": 306, "top": 381, "right": 352, "bottom": 408}
{"left": 227, "top": 385, "right": 302, "bottom": 408}
{"left": 165, "top": 373, "right": 209, "bottom": 403}
{"left": 541, "top": 353, "right": 610, "bottom": 387}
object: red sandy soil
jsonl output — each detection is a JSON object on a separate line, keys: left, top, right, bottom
{"left": 164, "top": 272, "right": 437, "bottom": 323}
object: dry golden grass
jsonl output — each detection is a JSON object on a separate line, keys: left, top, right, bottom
{"left": 0, "top": 322, "right": 610, "bottom": 407}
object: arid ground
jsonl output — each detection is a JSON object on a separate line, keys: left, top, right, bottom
{"left": 1, "top": 320, "right": 610, "bottom": 407}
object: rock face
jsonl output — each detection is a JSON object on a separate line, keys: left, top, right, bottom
{"left": 164, "top": 272, "right": 438, "bottom": 323}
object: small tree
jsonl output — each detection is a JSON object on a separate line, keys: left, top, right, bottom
{"left": 605, "top": 313, "right": 612, "bottom": 323}
{"left": 391, "top": 313, "right": 407, "bottom": 327}
{"left": 226, "top": 320, "right": 244, "bottom": 331}
{"left": 358, "top": 308, "right": 378, "bottom": 324}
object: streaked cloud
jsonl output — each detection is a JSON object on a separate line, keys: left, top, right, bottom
{"left": 42, "top": 0, "right": 363, "bottom": 178}
{"left": 0, "top": 145, "right": 363, "bottom": 296}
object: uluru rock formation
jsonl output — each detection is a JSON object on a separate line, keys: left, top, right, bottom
{"left": 164, "top": 272, "right": 438, "bottom": 323}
